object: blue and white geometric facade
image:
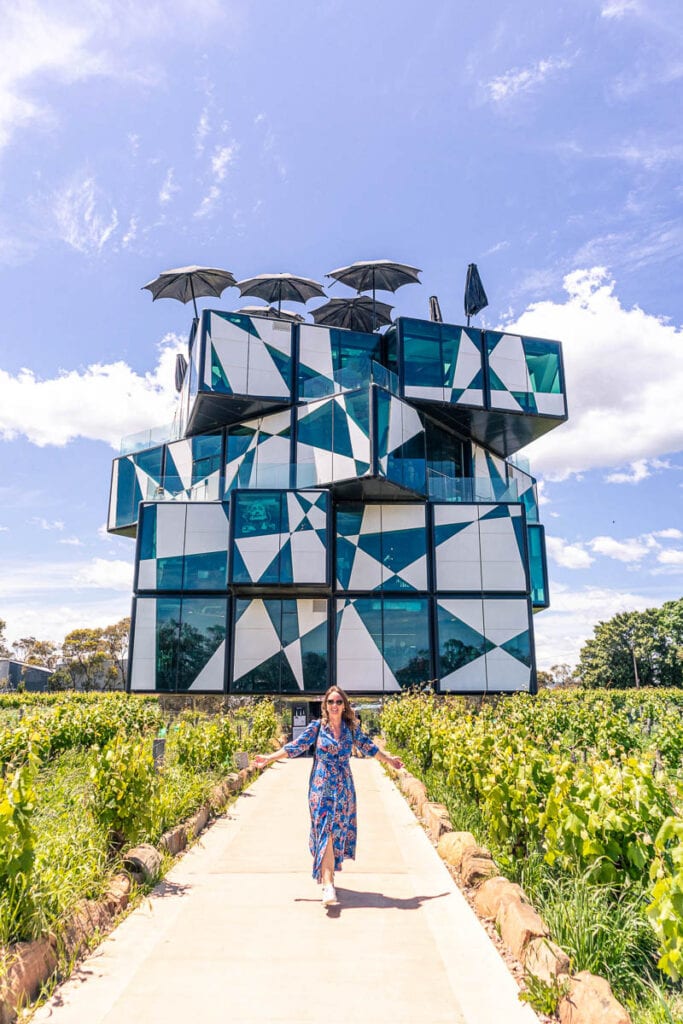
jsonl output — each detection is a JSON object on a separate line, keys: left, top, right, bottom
{"left": 109, "top": 310, "right": 566, "bottom": 694}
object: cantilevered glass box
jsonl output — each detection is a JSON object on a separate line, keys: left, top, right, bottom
{"left": 109, "top": 312, "right": 566, "bottom": 694}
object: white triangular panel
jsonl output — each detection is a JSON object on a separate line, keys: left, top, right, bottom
{"left": 233, "top": 600, "right": 281, "bottom": 678}
{"left": 188, "top": 640, "right": 225, "bottom": 691}
{"left": 235, "top": 535, "right": 283, "bottom": 582}
{"left": 440, "top": 654, "right": 488, "bottom": 692}
{"left": 283, "top": 638, "right": 304, "bottom": 689}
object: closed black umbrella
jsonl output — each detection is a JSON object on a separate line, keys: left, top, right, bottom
{"left": 174, "top": 353, "right": 188, "bottom": 392}
{"left": 311, "top": 296, "right": 393, "bottom": 333}
{"left": 234, "top": 273, "right": 326, "bottom": 314}
{"left": 429, "top": 296, "right": 443, "bottom": 323}
{"left": 464, "top": 263, "right": 488, "bottom": 326}
{"left": 326, "top": 259, "right": 421, "bottom": 330}
{"left": 142, "top": 265, "right": 237, "bottom": 319}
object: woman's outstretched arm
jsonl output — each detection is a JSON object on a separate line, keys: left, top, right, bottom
{"left": 254, "top": 747, "right": 288, "bottom": 769}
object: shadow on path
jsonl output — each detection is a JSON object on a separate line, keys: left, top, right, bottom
{"left": 295, "top": 888, "right": 449, "bottom": 914}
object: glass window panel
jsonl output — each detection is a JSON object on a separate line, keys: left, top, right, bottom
{"left": 182, "top": 551, "right": 228, "bottom": 591}
{"left": 524, "top": 339, "right": 561, "bottom": 393}
{"left": 138, "top": 504, "right": 157, "bottom": 561}
{"left": 437, "top": 602, "right": 488, "bottom": 677}
{"left": 157, "top": 556, "right": 184, "bottom": 590}
{"left": 527, "top": 525, "right": 549, "bottom": 607}
{"left": 192, "top": 433, "right": 223, "bottom": 484}
{"left": 176, "top": 598, "right": 227, "bottom": 692}
{"left": 382, "top": 598, "right": 431, "bottom": 688}
{"left": 233, "top": 492, "right": 282, "bottom": 538}
{"left": 155, "top": 597, "right": 182, "bottom": 691}
{"left": 403, "top": 332, "right": 444, "bottom": 388}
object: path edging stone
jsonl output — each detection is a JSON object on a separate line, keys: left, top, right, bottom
{"left": 384, "top": 760, "right": 632, "bottom": 1024}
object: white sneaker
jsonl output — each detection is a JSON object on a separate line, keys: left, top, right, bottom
{"left": 321, "top": 884, "right": 337, "bottom": 906}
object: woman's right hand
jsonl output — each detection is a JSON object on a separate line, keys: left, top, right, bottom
{"left": 254, "top": 754, "right": 271, "bottom": 769}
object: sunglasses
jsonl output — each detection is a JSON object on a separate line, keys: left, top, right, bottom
{"left": 327, "top": 698, "right": 343, "bottom": 705}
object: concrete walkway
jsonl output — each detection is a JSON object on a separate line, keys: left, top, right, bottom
{"left": 33, "top": 759, "right": 538, "bottom": 1024}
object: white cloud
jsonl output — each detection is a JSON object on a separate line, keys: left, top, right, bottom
{"left": 74, "top": 558, "right": 132, "bottom": 590}
{"left": 32, "top": 517, "right": 65, "bottom": 531}
{"left": 53, "top": 174, "right": 119, "bottom": 254}
{"left": 195, "top": 107, "right": 210, "bottom": 155}
{"left": 511, "top": 268, "right": 683, "bottom": 479}
{"left": 0, "top": 2, "right": 229, "bottom": 154}
{"left": 211, "top": 144, "right": 237, "bottom": 182}
{"left": 601, "top": 0, "right": 639, "bottom": 18}
{"left": 533, "top": 583, "right": 656, "bottom": 668}
{"left": 121, "top": 216, "right": 138, "bottom": 247}
{"left": 588, "top": 535, "right": 652, "bottom": 563}
{"left": 158, "top": 168, "right": 179, "bottom": 205}
{"left": 653, "top": 528, "right": 683, "bottom": 540}
{"left": 0, "top": 525, "right": 9, "bottom": 532}
{"left": 194, "top": 185, "right": 221, "bottom": 219}
{"left": 486, "top": 55, "right": 573, "bottom": 102}
{"left": 0, "top": 333, "right": 183, "bottom": 447}
{"left": 546, "top": 536, "right": 594, "bottom": 569}
{"left": 59, "top": 536, "right": 84, "bottom": 547}
{"left": 657, "top": 549, "right": 683, "bottom": 565}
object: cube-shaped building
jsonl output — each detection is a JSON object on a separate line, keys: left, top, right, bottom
{"left": 109, "top": 310, "right": 566, "bottom": 694}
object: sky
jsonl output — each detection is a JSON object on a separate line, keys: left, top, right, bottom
{"left": 0, "top": 0, "right": 682, "bottom": 671}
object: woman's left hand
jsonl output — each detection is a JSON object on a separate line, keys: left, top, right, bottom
{"left": 387, "top": 756, "right": 403, "bottom": 770}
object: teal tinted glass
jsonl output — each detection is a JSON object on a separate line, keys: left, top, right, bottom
{"left": 437, "top": 602, "right": 489, "bottom": 676}
{"left": 403, "top": 332, "right": 444, "bottom": 387}
{"left": 524, "top": 339, "right": 561, "bottom": 393}
{"left": 138, "top": 504, "right": 157, "bottom": 561}
{"left": 527, "top": 524, "right": 548, "bottom": 607}
{"left": 183, "top": 551, "right": 228, "bottom": 590}
{"left": 157, "top": 556, "right": 184, "bottom": 590}
{"left": 192, "top": 433, "right": 223, "bottom": 483}
{"left": 175, "top": 598, "right": 227, "bottom": 691}
{"left": 155, "top": 597, "right": 182, "bottom": 691}
{"left": 382, "top": 598, "right": 430, "bottom": 686}
{"left": 233, "top": 492, "right": 282, "bottom": 539}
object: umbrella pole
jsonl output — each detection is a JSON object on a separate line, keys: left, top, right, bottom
{"left": 372, "top": 269, "right": 376, "bottom": 332}
{"left": 467, "top": 314, "right": 471, "bottom": 327}
{"left": 190, "top": 278, "right": 199, "bottom": 320}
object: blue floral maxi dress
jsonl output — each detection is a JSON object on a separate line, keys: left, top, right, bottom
{"left": 283, "top": 719, "right": 378, "bottom": 882}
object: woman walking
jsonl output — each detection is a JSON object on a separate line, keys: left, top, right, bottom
{"left": 254, "top": 686, "right": 403, "bottom": 906}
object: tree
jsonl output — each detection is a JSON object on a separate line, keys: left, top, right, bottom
{"left": 11, "top": 637, "right": 59, "bottom": 669}
{"left": 578, "top": 600, "right": 683, "bottom": 689}
{"left": 0, "top": 619, "right": 10, "bottom": 659}
{"left": 99, "top": 618, "right": 130, "bottom": 688}
{"left": 61, "top": 628, "right": 109, "bottom": 691}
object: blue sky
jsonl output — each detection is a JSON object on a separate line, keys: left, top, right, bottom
{"left": 0, "top": 0, "right": 681, "bottom": 669}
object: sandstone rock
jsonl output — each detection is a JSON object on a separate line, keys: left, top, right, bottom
{"left": 460, "top": 846, "right": 496, "bottom": 887}
{"left": 400, "top": 776, "right": 427, "bottom": 813}
{"left": 522, "top": 937, "right": 570, "bottom": 984}
{"left": 559, "top": 971, "right": 631, "bottom": 1024}
{"left": 0, "top": 937, "right": 57, "bottom": 1023}
{"left": 497, "top": 898, "right": 549, "bottom": 959}
{"left": 187, "top": 805, "right": 210, "bottom": 838}
{"left": 437, "top": 831, "right": 478, "bottom": 870}
{"left": 123, "top": 844, "right": 162, "bottom": 883}
{"left": 422, "top": 801, "right": 453, "bottom": 841}
{"left": 237, "top": 768, "right": 249, "bottom": 787}
{"left": 474, "top": 876, "right": 528, "bottom": 919}
{"left": 62, "top": 899, "right": 113, "bottom": 958}
{"left": 226, "top": 772, "right": 241, "bottom": 793}
{"left": 106, "top": 874, "right": 131, "bottom": 914}
{"left": 160, "top": 824, "right": 188, "bottom": 856}
{"left": 209, "top": 780, "right": 231, "bottom": 810}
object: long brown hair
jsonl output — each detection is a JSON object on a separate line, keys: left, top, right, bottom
{"left": 321, "top": 686, "right": 356, "bottom": 731}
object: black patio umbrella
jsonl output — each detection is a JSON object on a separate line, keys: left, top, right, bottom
{"left": 464, "top": 263, "right": 489, "bottom": 326}
{"left": 234, "top": 273, "right": 326, "bottom": 315}
{"left": 326, "top": 259, "right": 421, "bottom": 330}
{"left": 235, "top": 305, "right": 305, "bottom": 323}
{"left": 311, "top": 296, "right": 394, "bottom": 333}
{"left": 142, "top": 265, "right": 237, "bottom": 319}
